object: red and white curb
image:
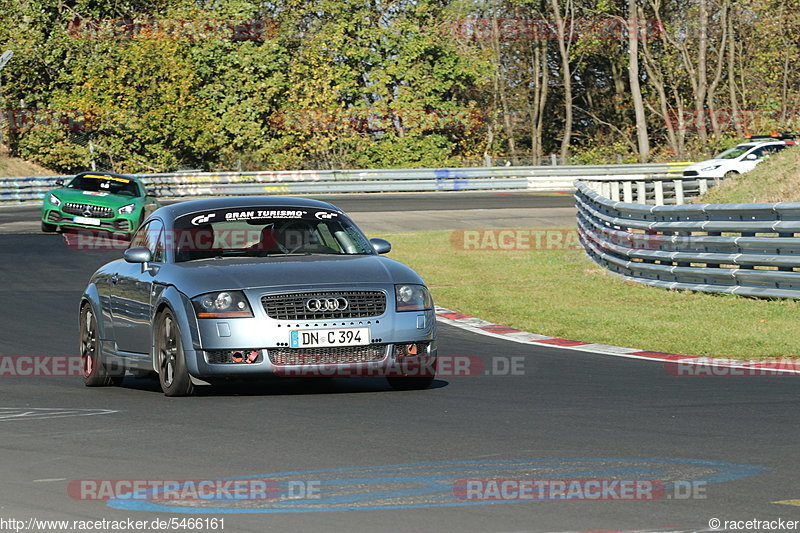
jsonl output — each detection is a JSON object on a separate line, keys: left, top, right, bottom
{"left": 435, "top": 306, "right": 800, "bottom": 375}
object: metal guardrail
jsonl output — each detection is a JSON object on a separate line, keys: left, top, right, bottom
{"left": 575, "top": 180, "right": 800, "bottom": 298}
{"left": 578, "top": 174, "right": 718, "bottom": 205}
{"left": 0, "top": 163, "right": 690, "bottom": 205}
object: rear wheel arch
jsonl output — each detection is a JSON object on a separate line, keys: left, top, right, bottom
{"left": 80, "top": 300, "right": 123, "bottom": 387}
{"left": 80, "top": 295, "right": 103, "bottom": 338}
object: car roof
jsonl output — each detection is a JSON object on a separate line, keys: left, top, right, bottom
{"left": 738, "top": 140, "right": 787, "bottom": 147}
{"left": 155, "top": 196, "right": 343, "bottom": 220}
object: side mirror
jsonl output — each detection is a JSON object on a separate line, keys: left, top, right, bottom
{"left": 745, "top": 153, "right": 758, "bottom": 160}
{"left": 370, "top": 238, "right": 391, "bottom": 254}
{"left": 55, "top": 179, "right": 64, "bottom": 186}
{"left": 123, "top": 246, "right": 152, "bottom": 264}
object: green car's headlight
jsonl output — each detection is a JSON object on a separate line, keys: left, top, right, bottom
{"left": 118, "top": 203, "right": 136, "bottom": 215}
{"left": 395, "top": 284, "right": 433, "bottom": 312}
{"left": 191, "top": 291, "right": 253, "bottom": 318}
{"left": 48, "top": 193, "right": 62, "bottom": 207}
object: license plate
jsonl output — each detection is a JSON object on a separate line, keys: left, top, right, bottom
{"left": 73, "top": 216, "right": 101, "bottom": 226}
{"left": 290, "top": 327, "right": 370, "bottom": 348}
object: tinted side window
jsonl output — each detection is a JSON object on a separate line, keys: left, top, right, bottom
{"left": 751, "top": 145, "right": 785, "bottom": 158}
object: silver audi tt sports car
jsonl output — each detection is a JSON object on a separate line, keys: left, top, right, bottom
{"left": 80, "top": 196, "right": 437, "bottom": 396}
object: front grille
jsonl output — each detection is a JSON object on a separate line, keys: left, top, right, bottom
{"left": 268, "top": 345, "right": 387, "bottom": 365}
{"left": 261, "top": 291, "right": 386, "bottom": 320}
{"left": 682, "top": 170, "right": 698, "bottom": 177}
{"left": 63, "top": 203, "right": 114, "bottom": 218}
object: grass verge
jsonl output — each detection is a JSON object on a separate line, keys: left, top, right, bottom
{"left": 379, "top": 229, "right": 800, "bottom": 358}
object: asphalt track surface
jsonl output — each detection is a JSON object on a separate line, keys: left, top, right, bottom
{"left": 0, "top": 191, "right": 578, "bottom": 234}
{"left": 0, "top": 192, "right": 799, "bottom": 533}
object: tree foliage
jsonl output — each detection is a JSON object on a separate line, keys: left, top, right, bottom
{"left": 1, "top": 0, "right": 799, "bottom": 171}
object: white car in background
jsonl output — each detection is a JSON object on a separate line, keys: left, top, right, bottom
{"left": 682, "top": 133, "right": 797, "bottom": 179}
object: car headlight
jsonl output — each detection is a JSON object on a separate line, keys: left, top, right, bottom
{"left": 118, "top": 203, "right": 136, "bottom": 215}
{"left": 701, "top": 164, "right": 721, "bottom": 171}
{"left": 191, "top": 291, "right": 253, "bottom": 318}
{"left": 395, "top": 284, "right": 433, "bottom": 312}
{"left": 48, "top": 193, "right": 62, "bottom": 207}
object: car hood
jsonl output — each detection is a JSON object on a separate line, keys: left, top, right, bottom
{"left": 162, "top": 255, "right": 426, "bottom": 296}
{"left": 51, "top": 188, "right": 141, "bottom": 208}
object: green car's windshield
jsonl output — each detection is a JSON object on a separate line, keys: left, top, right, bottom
{"left": 172, "top": 207, "right": 375, "bottom": 262}
{"left": 714, "top": 144, "right": 755, "bottom": 160}
{"left": 67, "top": 174, "right": 141, "bottom": 197}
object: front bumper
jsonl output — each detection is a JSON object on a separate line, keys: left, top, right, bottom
{"left": 42, "top": 207, "right": 139, "bottom": 234}
{"left": 185, "top": 307, "right": 437, "bottom": 380}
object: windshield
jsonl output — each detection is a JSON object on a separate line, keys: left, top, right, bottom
{"left": 172, "top": 207, "right": 375, "bottom": 262}
{"left": 67, "top": 174, "right": 141, "bottom": 196}
{"left": 713, "top": 144, "right": 756, "bottom": 160}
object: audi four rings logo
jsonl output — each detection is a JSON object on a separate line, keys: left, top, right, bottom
{"left": 306, "top": 298, "right": 349, "bottom": 311}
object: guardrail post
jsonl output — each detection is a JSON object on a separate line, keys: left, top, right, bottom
{"left": 600, "top": 182, "right": 611, "bottom": 198}
{"left": 698, "top": 179, "right": 708, "bottom": 195}
{"left": 654, "top": 181, "right": 664, "bottom": 206}
{"left": 674, "top": 180, "right": 684, "bottom": 205}
{"left": 623, "top": 181, "right": 633, "bottom": 203}
{"left": 636, "top": 181, "right": 646, "bottom": 204}
{"left": 610, "top": 182, "right": 620, "bottom": 201}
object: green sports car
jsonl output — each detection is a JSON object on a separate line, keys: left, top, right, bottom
{"left": 41, "top": 172, "right": 160, "bottom": 237}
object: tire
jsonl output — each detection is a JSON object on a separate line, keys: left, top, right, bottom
{"left": 80, "top": 304, "right": 124, "bottom": 387}
{"left": 723, "top": 171, "right": 739, "bottom": 180}
{"left": 41, "top": 221, "right": 57, "bottom": 233}
{"left": 386, "top": 376, "right": 435, "bottom": 391}
{"left": 155, "top": 309, "right": 195, "bottom": 397}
